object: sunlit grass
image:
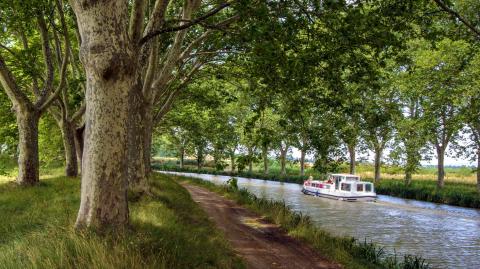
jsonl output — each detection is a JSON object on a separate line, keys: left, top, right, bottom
{"left": 0, "top": 170, "right": 244, "bottom": 269}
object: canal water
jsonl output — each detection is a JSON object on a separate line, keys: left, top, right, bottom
{"left": 161, "top": 171, "right": 480, "bottom": 269}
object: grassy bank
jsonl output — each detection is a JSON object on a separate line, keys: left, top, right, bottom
{"left": 375, "top": 179, "right": 480, "bottom": 208}
{"left": 154, "top": 164, "right": 480, "bottom": 209}
{"left": 0, "top": 171, "right": 244, "bottom": 269}
{"left": 176, "top": 175, "right": 431, "bottom": 269}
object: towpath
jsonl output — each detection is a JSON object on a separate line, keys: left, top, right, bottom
{"left": 181, "top": 182, "right": 342, "bottom": 269}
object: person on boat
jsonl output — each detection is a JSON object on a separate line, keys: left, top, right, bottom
{"left": 308, "top": 175, "right": 313, "bottom": 181}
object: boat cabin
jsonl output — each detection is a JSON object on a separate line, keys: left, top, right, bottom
{"left": 328, "top": 174, "right": 374, "bottom": 193}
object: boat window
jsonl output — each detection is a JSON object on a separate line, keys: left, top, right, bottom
{"left": 347, "top": 176, "right": 359, "bottom": 181}
{"left": 365, "top": 184, "right": 372, "bottom": 192}
{"left": 341, "top": 183, "right": 351, "bottom": 191}
{"left": 357, "top": 184, "right": 364, "bottom": 192}
{"left": 324, "top": 185, "right": 331, "bottom": 189}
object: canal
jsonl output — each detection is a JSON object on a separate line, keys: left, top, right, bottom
{"left": 162, "top": 171, "right": 480, "bottom": 269}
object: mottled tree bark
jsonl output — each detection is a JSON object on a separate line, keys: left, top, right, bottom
{"left": 72, "top": 1, "right": 134, "bottom": 229}
{"left": 143, "top": 107, "right": 153, "bottom": 176}
{"left": 16, "top": 108, "right": 40, "bottom": 185}
{"left": 347, "top": 144, "right": 356, "bottom": 175}
{"left": 127, "top": 88, "right": 146, "bottom": 189}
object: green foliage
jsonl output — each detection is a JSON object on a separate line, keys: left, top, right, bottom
{"left": 0, "top": 172, "right": 244, "bottom": 269}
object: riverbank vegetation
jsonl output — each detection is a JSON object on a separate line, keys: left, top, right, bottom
{"left": 153, "top": 159, "right": 480, "bottom": 208}
{"left": 177, "top": 174, "right": 431, "bottom": 269}
{"left": 0, "top": 170, "right": 244, "bottom": 269}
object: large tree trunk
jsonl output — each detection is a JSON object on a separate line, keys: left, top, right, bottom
{"left": 74, "top": 124, "right": 85, "bottom": 173}
{"left": 300, "top": 149, "right": 306, "bottom": 176}
{"left": 347, "top": 144, "right": 356, "bottom": 174}
{"left": 374, "top": 147, "right": 382, "bottom": 183}
{"left": 16, "top": 109, "right": 40, "bottom": 185}
{"left": 72, "top": 1, "right": 133, "bottom": 229}
{"left": 143, "top": 106, "right": 153, "bottom": 176}
{"left": 437, "top": 147, "right": 445, "bottom": 188}
{"left": 61, "top": 120, "right": 78, "bottom": 177}
{"left": 127, "top": 89, "right": 146, "bottom": 189}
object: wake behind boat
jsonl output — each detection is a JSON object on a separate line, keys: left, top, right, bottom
{"left": 302, "top": 173, "right": 376, "bottom": 202}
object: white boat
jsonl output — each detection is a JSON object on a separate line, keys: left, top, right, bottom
{"left": 302, "top": 173, "right": 376, "bottom": 202}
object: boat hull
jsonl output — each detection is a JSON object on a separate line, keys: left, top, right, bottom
{"left": 302, "top": 188, "right": 377, "bottom": 202}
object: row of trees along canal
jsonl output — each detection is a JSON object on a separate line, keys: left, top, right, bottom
{"left": 0, "top": 0, "right": 479, "bottom": 230}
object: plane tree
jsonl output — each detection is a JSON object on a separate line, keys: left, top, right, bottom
{"left": 408, "top": 38, "right": 472, "bottom": 188}
{"left": 0, "top": 0, "right": 71, "bottom": 185}
{"left": 390, "top": 65, "right": 430, "bottom": 186}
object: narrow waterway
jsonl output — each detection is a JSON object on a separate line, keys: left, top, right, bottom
{"left": 161, "top": 171, "right": 480, "bottom": 269}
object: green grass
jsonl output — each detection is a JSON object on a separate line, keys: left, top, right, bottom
{"left": 177, "top": 175, "right": 431, "bottom": 269}
{"left": 374, "top": 179, "right": 480, "bottom": 208}
{"left": 0, "top": 171, "right": 244, "bottom": 269}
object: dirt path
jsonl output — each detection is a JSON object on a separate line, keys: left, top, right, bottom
{"left": 181, "top": 183, "right": 342, "bottom": 269}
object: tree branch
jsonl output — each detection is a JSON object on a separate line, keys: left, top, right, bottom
{"left": 140, "top": 2, "right": 231, "bottom": 45}
{"left": 129, "top": 0, "right": 147, "bottom": 44}
{"left": 39, "top": 0, "right": 71, "bottom": 113}
{"left": 37, "top": 14, "right": 55, "bottom": 98}
{"left": 0, "top": 54, "right": 32, "bottom": 107}
{"left": 432, "top": 0, "right": 480, "bottom": 38}
{"left": 154, "top": 60, "right": 205, "bottom": 122}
